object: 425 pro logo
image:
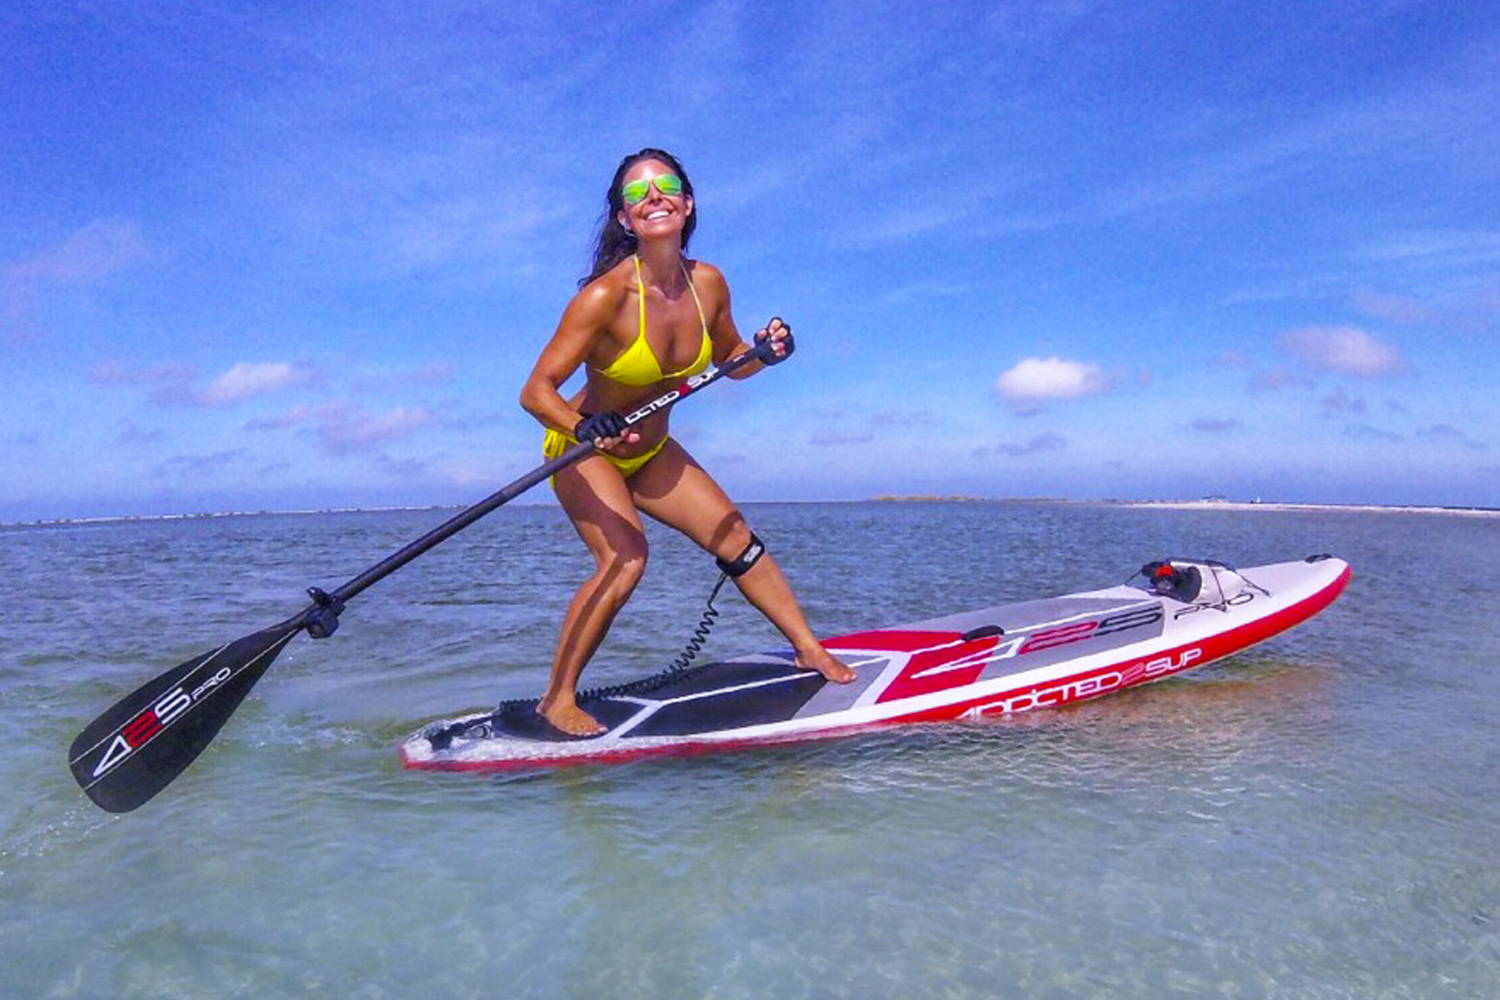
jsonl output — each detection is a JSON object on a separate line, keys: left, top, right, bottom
{"left": 90, "top": 666, "right": 233, "bottom": 779}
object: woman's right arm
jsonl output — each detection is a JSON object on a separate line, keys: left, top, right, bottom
{"left": 518, "top": 283, "right": 618, "bottom": 434}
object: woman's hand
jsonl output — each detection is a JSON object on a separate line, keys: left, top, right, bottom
{"left": 575, "top": 411, "right": 639, "bottom": 451}
{"left": 752, "top": 317, "right": 795, "bottom": 365}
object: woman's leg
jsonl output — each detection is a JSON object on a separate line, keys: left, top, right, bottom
{"left": 628, "top": 441, "right": 855, "bottom": 683}
{"left": 541, "top": 455, "right": 651, "bottom": 734}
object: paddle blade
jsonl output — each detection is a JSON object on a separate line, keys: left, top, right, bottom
{"left": 68, "top": 621, "right": 302, "bottom": 813}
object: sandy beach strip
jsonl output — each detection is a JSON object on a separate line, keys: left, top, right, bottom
{"left": 1121, "top": 500, "right": 1500, "bottom": 518}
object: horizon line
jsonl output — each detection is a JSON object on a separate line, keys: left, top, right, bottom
{"left": 5, "top": 496, "right": 1499, "bottom": 529}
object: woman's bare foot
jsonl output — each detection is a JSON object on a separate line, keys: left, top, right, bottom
{"left": 795, "top": 643, "right": 857, "bottom": 684}
{"left": 537, "top": 698, "right": 608, "bottom": 736}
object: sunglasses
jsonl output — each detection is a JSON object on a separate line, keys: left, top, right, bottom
{"left": 620, "top": 173, "right": 685, "bottom": 206}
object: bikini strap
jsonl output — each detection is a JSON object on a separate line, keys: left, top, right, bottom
{"left": 632, "top": 254, "right": 647, "bottom": 339}
{"left": 681, "top": 262, "right": 709, "bottom": 333}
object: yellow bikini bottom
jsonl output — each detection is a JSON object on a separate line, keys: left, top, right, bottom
{"left": 542, "top": 427, "right": 669, "bottom": 479}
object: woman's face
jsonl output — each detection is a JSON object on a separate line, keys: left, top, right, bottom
{"left": 617, "top": 158, "right": 693, "bottom": 243}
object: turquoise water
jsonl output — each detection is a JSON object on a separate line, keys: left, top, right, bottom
{"left": 3, "top": 501, "right": 1498, "bottom": 998}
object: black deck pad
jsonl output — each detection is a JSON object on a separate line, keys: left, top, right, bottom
{"left": 622, "top": 663, "right": 826, "bottom": 738}
{"left": 588, "top": 658, "right": 808, "bottom": 703}
{"left": 428, "top": 698, "right": 635, "bottom": 748}
{"left": 435, "top": 659, "right": 831, "bottom": 748}
{"left": 488, "top": 699, "right": 642, "bottom": 742}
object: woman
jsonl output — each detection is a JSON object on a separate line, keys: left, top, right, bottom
{"left": 519, "top": 148, "right": 856, "bottom": 736}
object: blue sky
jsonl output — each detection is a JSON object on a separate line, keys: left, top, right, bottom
{"left": 3, "top": 0, "right": 1497, "bottom": 520}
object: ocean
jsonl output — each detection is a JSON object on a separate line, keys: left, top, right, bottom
{"left": 3, "top": 500, "right": 1497, "bottom": 998}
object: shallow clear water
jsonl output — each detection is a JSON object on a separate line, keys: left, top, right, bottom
{"left": 3, "top": 501, "right": 1497, "bottom": 998}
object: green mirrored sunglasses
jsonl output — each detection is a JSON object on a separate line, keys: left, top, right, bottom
{"left": 621, "top": 173, "right": 685, "bottom": 205}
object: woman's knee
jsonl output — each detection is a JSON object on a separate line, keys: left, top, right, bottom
{"left": 710, "top": 512, "right": 752, "bottom": 561}
{"left": 595, "top": 533, "right": 649, "bottom": 591}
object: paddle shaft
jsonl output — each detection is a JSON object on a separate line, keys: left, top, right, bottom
{"left": 320, "top": 346, "right": 765, "bottom": 610}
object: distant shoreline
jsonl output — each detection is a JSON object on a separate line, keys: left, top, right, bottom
{"left": 1118, "top": 500, "right": 1500, "bottom": 518}
{"left": 0, "top": 505, "right": 465, "bottom": 528}
{"left": 6, "top": 496, "right": 1497, "bottom": 528}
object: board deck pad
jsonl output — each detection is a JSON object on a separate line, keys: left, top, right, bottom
{"left": 402, "top": 556, "right": 1351, "bottom": 771}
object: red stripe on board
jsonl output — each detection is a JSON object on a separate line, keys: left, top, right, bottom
{"left": 875, "top": 636, "right": 1000, "bottom": 704}
{"left": 1018, "top": 621, "right": 1097, "bottom": 654}
{"left": 823, "top": 630, "right": 960, "bottom": 653}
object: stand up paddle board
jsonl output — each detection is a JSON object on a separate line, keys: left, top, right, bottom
{"left": 401, "top": 555, "right": 1350, "bottom": 772}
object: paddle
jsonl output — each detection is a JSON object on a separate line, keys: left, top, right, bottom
{"left": 69, "top": 343, "right": 777, "bottom": 812}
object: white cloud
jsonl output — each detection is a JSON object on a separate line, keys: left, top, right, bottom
{"left": 326, "top": 406, "right": 433, "bottom": 452}
{"left": 4, "top": 219, "right": 151, "bottom": 340}
{"left": 1352, "top": 289, "right": 1435, "bottom": 326}
{"left": 1352, "top": 283, "right": 1500, "bottom": 335}
{"left": 1279, "top": 326, "right": 1403, "bottom": 377}
{"left": 996, "top": 357, "right": 1108, "bottom": 410}
{"left": 248, "top": 401, "right": 434, "bottom": 454}
{"left": 200, "top": 362, "right": 313, "bottom": 405}
{"left": 1364, "top": 230, "right": 1500, "bottom": 269}
{"left": 7, "top": 219, "right": 150, "bottom": 284}
{"left": 351, "top": 361, "right": 457, "bottom": 394}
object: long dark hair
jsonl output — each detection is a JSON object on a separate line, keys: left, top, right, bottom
{"left": 579, "top": 147, "right": 697, "bottom": 288}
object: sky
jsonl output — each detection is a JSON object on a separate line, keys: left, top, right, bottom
{"left": 3, "top": 0, "right": 1498, "bottom": 520}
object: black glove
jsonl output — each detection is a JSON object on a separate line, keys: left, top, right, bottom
{"left": 753, "top": 318, "right": 794, "bottom": 365}
{"left": 575, "top": 411, "right": 628, "bottom": 444}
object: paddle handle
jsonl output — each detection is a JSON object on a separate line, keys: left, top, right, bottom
{"left": 317, "top": 346, "right": 768, "bottom": 614}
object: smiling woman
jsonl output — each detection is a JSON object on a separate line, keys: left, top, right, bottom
{"left": 517, "top": 147, "right": 857, "bottom": 736}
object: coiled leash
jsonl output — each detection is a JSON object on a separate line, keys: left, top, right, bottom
{"left": 488, "top": 533, "right": 768, "bottom": 711}
{"left": 575, "top": 531, "right": 766, "bottom": 702}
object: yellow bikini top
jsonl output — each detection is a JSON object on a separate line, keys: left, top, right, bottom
{"left": 591, "top": 256, "right": 713, "bottom": 387}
